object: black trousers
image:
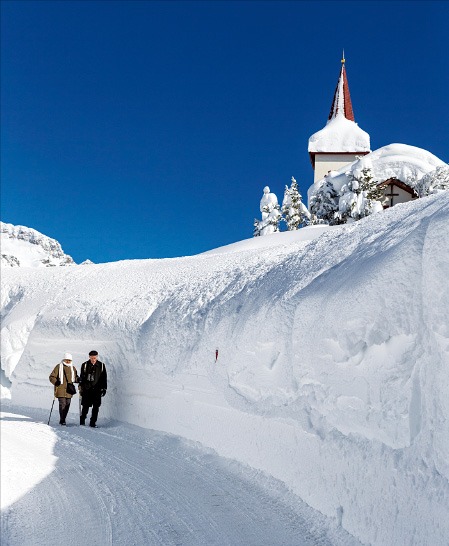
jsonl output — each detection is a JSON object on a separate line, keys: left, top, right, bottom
{"left": 58, "top": 397, "right": 71, "bottom": 423}
{"left": 80, "top": 390, "right": 102, "bottom": 425}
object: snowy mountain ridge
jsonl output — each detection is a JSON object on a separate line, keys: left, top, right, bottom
{"left": 1, "top": 221, "right": 76, "bottom": 268}
{"left": 2, "top": 193, "right": 449, "bottom": 545}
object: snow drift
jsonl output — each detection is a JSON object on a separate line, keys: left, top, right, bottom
{"left": 2, "top": 193, "right": 449, "bottom": 545}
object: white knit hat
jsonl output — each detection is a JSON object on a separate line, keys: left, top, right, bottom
{"left": 63, "top": 352, "right": 73, "bottom": 361}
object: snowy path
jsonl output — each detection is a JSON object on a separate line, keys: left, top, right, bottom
{"left": 1, "top": 406, "right": 359, "bottom": 546}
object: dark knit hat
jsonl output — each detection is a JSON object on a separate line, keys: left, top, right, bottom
{"left": 89, "top": 350, "right": 98, "bottom": 356}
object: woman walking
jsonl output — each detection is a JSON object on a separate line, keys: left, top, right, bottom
{"left": 49, "top": 353, "right": 79, "bottom": 425}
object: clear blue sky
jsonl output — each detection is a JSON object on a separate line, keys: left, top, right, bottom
{"left": 2, "top": 0, "right": 448, "bottom": 263}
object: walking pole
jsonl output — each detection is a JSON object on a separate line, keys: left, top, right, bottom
{"left": 47, "top": 398, "right": 55, "bottom": 425}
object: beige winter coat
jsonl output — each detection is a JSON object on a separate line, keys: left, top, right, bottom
{"left": 49, "top": 363, "right": 79, "bottom": 398}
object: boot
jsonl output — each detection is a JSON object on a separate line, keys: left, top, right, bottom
{"left": 89, "top": 421, "right": 97, "bottom": 428}
{"left": 80, "top": 417, "right": 85, "bottom": 426}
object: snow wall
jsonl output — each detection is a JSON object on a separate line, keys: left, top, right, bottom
{"left": 2, "top": 193, "right": 449, "bottom": 545}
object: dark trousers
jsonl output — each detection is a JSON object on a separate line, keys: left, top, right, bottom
{"left": 58, "top": 397, "right": 71, "bottom": 423}
{"left": 80, "top": 403, "right": 100, "bottom": 425}
{"left": 80, "top": 390, "right": 102, "bottom": 425}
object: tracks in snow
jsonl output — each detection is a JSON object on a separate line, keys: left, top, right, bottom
{"left": 1, "top": 407, "right": 360, "bottom": 546}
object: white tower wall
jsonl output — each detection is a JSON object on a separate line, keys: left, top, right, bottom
{"left": 313, "top": 154, "right": 361, "bottom": 183}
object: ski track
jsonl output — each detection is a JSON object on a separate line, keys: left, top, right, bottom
{"left": 1, "top": 406, "right": 360, "bottom": 546}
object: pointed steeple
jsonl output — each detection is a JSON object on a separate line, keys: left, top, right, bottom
{"left": 328, "top": 55, "right": 355, "bottom": 122}
{"left": 308, "top": 54, "right": 370, "bottom": 183}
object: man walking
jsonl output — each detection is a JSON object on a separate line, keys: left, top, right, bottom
{"left": 49, "top": 353, "right": 79, "bottom": 425}
{"left": 79, "top": 350, "right": 107, "bottom": 428}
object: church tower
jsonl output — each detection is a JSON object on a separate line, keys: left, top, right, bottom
{"left": 308, "top": 55, "right": 371, "bottom": 183}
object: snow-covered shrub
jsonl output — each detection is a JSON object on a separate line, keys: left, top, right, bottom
{"left": 415, "top": 164, "right": 449, "bottom": 197}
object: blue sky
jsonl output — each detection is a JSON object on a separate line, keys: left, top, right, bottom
{"left": 2, "top": 0, "right": 448, "bottom": 263}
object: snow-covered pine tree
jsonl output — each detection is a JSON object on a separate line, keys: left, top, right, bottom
{"left": 309, "top": 176, "right": 341, "bottom": 225}
{"left": 282, "top": 177, "right": 309, "bottom": 230}
{"left": 308, "top": 214, "right": 327, "bottom": 225}
{"left": 263, "top": 202, "right": 282, "bottom": 234}
{"left": 359, "top": 167, "right": 385, "bottom": 203}
{"left": 335, "top": 178, "right": 357, "bottom": 223}
{"left": 253, "top": 186, "right": 282, "bottom": 236}
{"left": 337, "top": 167, "right": 384, "bottom": 223}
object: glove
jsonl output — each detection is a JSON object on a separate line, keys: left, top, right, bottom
{"left": 55, "top": 378, "right": 61, "bottom": 387}
{"left": 101, "top": 389, "right": 107, "bottom": 397}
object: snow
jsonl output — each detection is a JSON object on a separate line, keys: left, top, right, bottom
{"left": 260, "top": 185, "right": 279, "bottom": 210}
{"left": 0, "top": 411, "right": 57, "bottom": 509}
{"left": 255, "top": 186, "right": 282, "bottom": 236}
{"left": 1, "top": 405, "right": 359, "bottom": 546}
{"left": 416, "top": 164, "right": 449, "bottom": 196}
{"left": 308, "top": 114, "right": 370, "bottom": 154}
{"left": 354, "top": 143, "right": 446, "bottom": 185}
{"left": 2, "top": 192, "right": 449, "bottom": 545}
{"left": 308, "top": 143, "right": 447, "bottom": 203}
{"left": 204, "top": 224, "right": 333, "bottom": 255}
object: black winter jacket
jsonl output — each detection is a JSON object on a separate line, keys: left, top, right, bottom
{"left": 79, "top": 360, "right": 107, "bottom": 394}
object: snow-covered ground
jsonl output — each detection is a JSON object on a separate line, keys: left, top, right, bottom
{"left": 2, "top": 192, "right": 449, "bottom": 545}
{"left": 1, "top": 404, "right": 358, "bottom": 546}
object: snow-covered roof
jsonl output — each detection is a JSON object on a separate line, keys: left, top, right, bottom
{"left": 308, "top": 143, "right": 447, "bottom": 201}
{"left": 354, "top": 144, "right": 446, "bottom": 186}
{"left": 308, "top": 115, "right": 371, "bottom": 154}
{"left": 308, "top": 63, "right": 370, "bottom": 154}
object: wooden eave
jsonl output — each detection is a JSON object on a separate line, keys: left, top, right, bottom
{"left": 378, "top": 178, "right": 416, "bottom": 195}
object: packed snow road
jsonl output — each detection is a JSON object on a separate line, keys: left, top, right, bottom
{"left": 1, "top": 405, "right": 359, "bottom": 546}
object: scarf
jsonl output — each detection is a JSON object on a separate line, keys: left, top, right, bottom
{"left": 59, "top": 361, "right": 75, "bottom": 384}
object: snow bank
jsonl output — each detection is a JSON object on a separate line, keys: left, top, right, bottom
{"left": 2, "top": 194, "right": 449, "bottom": 545}
{"left": 1, "top": 411, "right": 57, "bottom": 509}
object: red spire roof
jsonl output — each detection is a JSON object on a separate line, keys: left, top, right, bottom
{"left": 308, "top": 56, "right": 370, "bottom": 160}
{"left": 328, "top": 63, "right": 355, "bottom": 122}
